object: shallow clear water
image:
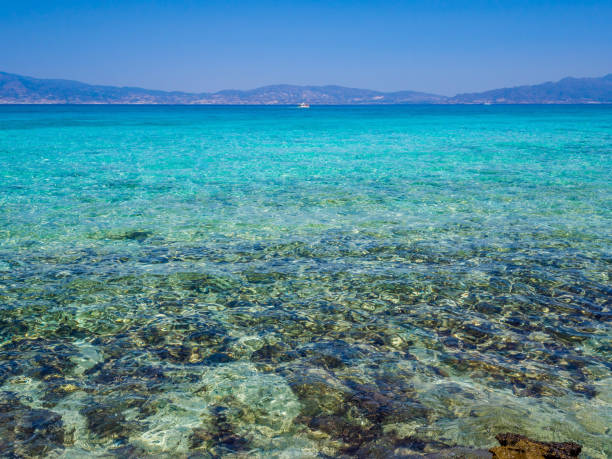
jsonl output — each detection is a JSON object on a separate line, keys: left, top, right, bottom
{"left": 0, "top": 105, "right": 610, "bottom": 458}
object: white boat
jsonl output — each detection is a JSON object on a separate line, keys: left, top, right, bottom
{"left": 298, "top": 102, "right": 310, "bottom": 108}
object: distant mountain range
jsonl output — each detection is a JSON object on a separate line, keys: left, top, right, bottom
{"left": 452, "top": 74, "right": 612, "bottom": 104}
{"left": 1, "top": 71, "right": 611, "bottom": 104}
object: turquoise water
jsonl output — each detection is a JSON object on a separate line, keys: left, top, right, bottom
{"left": 0, "top": 105, "right": 610, "bottom": 458}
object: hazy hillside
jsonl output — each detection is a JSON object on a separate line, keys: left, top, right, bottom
{"left": 0, "top": 72, "right": 198, "bottom": 104}
{"left": 0, "top": 72, "right": 444, "bottom": 104}
{"left": 451, "top": 74, "right": 612, "bottom": 104}
{"left": 1, "top": 71, "right": 611, "bottom": 104}
{"left": 207, "top": 85, "right": 446, "bottom": 104}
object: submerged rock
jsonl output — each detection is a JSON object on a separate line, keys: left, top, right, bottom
{"left": 0, "top": 392, "right": 66, "bottom": 456}
{"left": 108, "top": 230, "right": 153, "bottom": 241}
{"left": 490, "top": 433, "right": 581, "bottom": 459}
{"left": 81, "top": 402, "right": 135, "bottom": 440}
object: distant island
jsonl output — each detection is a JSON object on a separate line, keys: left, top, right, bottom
{"left": 1, "top": 71, "right": 611, "bottom": 104}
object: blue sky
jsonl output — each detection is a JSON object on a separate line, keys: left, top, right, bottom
{"left": 1, "top": 0, "right": 611, "bottom": 95}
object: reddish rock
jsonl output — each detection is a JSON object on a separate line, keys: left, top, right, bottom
{"left": 490, "top": 433, "right": 581, "bottom": 459}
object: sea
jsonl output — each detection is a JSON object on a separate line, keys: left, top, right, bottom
{"left": 0, "top": 105, "right": 610, "bottom": 458}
